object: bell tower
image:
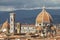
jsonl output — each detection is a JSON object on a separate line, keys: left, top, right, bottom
{"left": 10, "top": 13, "right": 15, "bottom": 34}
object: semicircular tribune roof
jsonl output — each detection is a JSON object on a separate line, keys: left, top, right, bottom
{"left": 36, "top": 8, "right": 53, "bottom": 23}
{"left": 2, "top": 20, "right": 9, "bottom": 29}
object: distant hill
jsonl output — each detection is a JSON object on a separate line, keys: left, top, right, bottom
{"left": 0, "top": 9, "right": 60, "bottom": 24}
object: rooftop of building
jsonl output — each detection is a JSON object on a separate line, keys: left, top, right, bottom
{"left": 36, "top": 7, "right": 53, "bottom": 23}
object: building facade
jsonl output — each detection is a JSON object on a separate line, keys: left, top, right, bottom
{"left": 21, "top": 24, "right": 36, "bottom": 33}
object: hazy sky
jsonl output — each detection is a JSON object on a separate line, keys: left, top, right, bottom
{"left": 0, "top": 0, "right": 60, "bottom": 11}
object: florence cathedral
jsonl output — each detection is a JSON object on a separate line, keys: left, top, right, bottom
{"left": 0, "top": 8, "right": 59, "bottom": 40}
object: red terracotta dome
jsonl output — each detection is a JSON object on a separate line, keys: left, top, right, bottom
{"left": 2, "top": 20, "right": 9, "bottom": 29}
{"left": 36, "top": 8, "right": 53, "bottom": 24}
